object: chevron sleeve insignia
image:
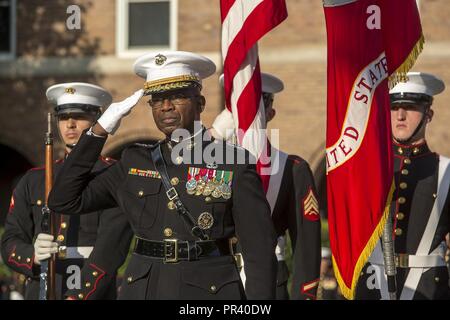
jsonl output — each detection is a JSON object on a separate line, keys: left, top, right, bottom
{"left": 302, "top": 187, "right": 319, "bottom": 221}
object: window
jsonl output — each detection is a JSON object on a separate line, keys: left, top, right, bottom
{"left": 116, "top": 0, "right": 177, "bottom": 58}
{"left": 0, "top": 0, "right": 15, "bottom": 60}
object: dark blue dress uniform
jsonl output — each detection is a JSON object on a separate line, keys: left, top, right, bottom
{"left": 1, "top": 157, "right": 133, "bottom": 300}
{"left": 355, "top": 142, "right": 450, "bottom": 299}
{"left": 269, "top": 152, "right": 321, "bottom": 300}
{"left": 48, "top": 129, "right": 278, "bottom": 300}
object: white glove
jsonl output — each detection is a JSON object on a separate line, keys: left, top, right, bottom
{"left": 33, "top": 233, "right": 58, "bottom": 265}
{"left": 97, "top": 89, "right": 144, "bottom": 135}
{"left": 211, "top": 108, "right": 236, "bottom": 141}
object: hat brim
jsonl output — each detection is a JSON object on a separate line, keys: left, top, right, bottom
{"left": 55, "top": 104, "right": 101, "bottom": 115}
{"left": 390, "top": 93, "right": 433, "bottom": 107}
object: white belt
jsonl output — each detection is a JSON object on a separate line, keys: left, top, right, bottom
{"left": 275, "top": 236, "right": 286, "bottom": 261}
{"left": 58, "top": 246, "right": 93, "bottom": 259}
{"left": 370, "top": 251, "right": 446, "bottom": 268}
{"left": 395, "top": 253, "right": 446, "bottom": 268}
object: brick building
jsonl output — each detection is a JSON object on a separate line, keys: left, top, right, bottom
{"left": 0, "top": 0, "right": 449, "bottom": 224}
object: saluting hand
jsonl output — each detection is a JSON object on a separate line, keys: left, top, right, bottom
{"left": 97, "top": 89, "right": 144, "bottom": 135}
{"left": 33, "top": 233, "right": 58, "bottom": 265}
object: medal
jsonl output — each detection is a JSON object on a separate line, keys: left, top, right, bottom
{"left": 221, "top": 171, "right": 233, "bottom": 200}
{"left": 221, "top": 184, "right": 231, "bottom": 194}
{"left": 212, "top": 187, "right": 222, "bottom": 198}
{"left": 221, "top": 184, "right": 232, "bottom": 200}
{"left": 195, "top": 179, "right": 206, "bottom": 190}
{"left": 186, "top": 179, "right": 197, "bottom": 190}
{"left": 202, "top": 180, "right": 215, "bottom": 196}
{"left": 222, "top": 192, "right": 231, "bottom": 200}
{"left": 195, "top": 179, "right": 205, "bottom": 195}
{"left": 187, "top": 167, "right": 200, "bottom": 194}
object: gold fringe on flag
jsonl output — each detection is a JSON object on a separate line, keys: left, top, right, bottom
{"left": 388, "top": 34, "right": 425, "bottom": 89}
{"left": 332, "top": 181, "right": 395, "bottom": 300}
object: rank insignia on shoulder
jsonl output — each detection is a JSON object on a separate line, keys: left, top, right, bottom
{"left": 128, "top": 168, "right": 161, "bottom": 179}
{"left": 303, "top": 187, "right": 319, "bottom": 221}
{"left": 186, "top": 167, "right": 233, "bottom": 200}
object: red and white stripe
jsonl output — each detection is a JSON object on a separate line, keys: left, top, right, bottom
{"left": 220, "top": 0, "right": 287, "bottom": 190}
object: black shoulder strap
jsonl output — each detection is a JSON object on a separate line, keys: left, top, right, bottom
{"left": 150, "top": 144, "right": 209, "bottom": 241}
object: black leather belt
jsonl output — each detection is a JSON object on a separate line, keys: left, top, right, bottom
{"left": 134, "top": 238, "right": 230, "bottom": 263}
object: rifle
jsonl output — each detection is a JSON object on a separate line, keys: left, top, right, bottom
{"left": 39, "top": 113, "right": 56, "bottom": 300}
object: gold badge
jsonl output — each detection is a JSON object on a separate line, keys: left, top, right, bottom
{"left": 198, "top": 212, "right": 214, "bottom": 230}
{"left": 155, "top": 54, "right": 167, "bottom": 66}
{"left": 65, "top": 87, "right": 76, "bottom": 94}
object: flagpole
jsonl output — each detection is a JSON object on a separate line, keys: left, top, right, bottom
{"left": 381, "top": 211, "right": 397, "bottom": 300}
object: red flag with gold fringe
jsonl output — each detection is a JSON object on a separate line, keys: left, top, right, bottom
{"left": 323, "top": 0, "right": 423, "bottom": 299}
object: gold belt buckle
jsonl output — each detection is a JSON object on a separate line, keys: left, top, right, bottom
{"left": 228, "top": 237, "right": 243, "bottom": 270}
{"left": 163, "top": 239, "right": 178, "bottom": 263}
{"left": 58, "top": 246, "right": 67, "bottom": 259}
{"left": 396, "top": 254, "right": 409, "bottom": 268}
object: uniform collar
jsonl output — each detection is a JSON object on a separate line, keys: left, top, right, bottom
{"left": 393, "top": 140, "right": 431, "bottom": 158}
{"left": 166, "top": 125, "right": 206, "bottom": 150}
{"left": 170, "top": 124, "right": 204, "bottom": 143}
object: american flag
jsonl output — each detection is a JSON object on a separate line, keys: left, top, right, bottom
{"left": 220, "top": 0, "right": 287, "bottom": 190}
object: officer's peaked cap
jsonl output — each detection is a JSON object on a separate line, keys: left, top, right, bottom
{"left": 134, "top": 51, "right": 216, "bottom": 95}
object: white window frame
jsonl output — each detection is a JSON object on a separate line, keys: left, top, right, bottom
{"left": 116, "top": 0, "right": 177, "bottom": 59}
{"left": 0, "top": 0, "right": 16, "bottom": 61}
